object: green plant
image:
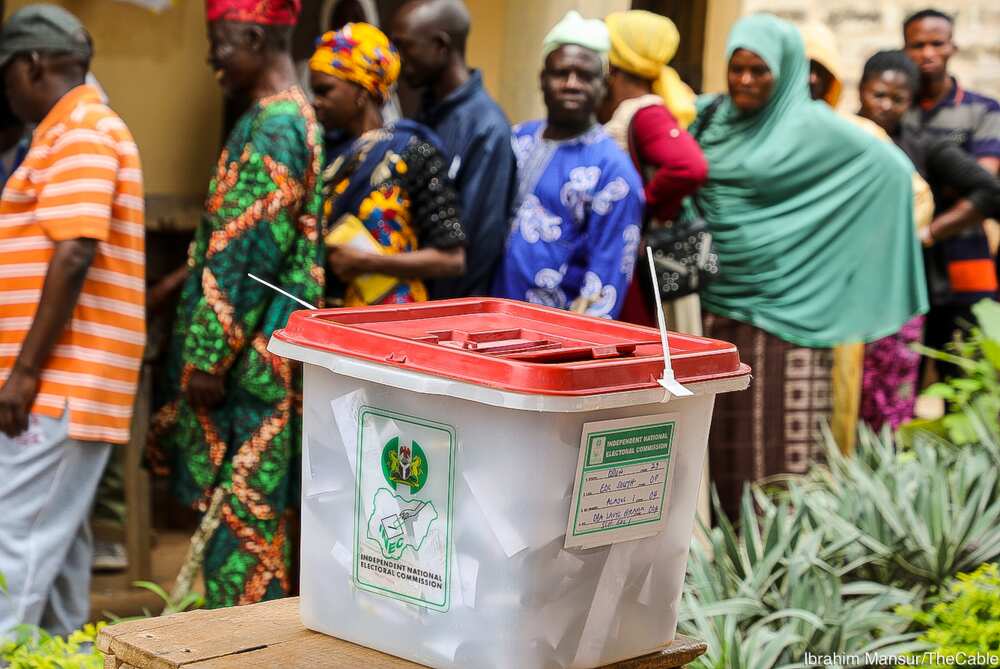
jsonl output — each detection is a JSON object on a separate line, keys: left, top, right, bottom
{"left": 1, "top": 570, "right": 203, "bottom": 667}
{"left": 898, "top": 563, "right": 1000, "bottom": 668}
{"left": 796, "top": 427, "right": 1000, "bottom": 597}
{"left": 679, "top": 486, "right": 922, "bottom": 668}
{"left": 131, "top": 580, "right": 204, "bottom": 616}
{"left": 905, "top": 300, "right": 1000, "bottom": 447}
{"left": 0, "top": 622, "right": 105, "bottom": 669}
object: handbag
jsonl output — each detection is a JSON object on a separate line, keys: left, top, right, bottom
{"left": 634, "top": 95, "right": 724, "bottom": 301}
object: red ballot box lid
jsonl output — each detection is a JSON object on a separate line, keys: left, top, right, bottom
{"left": 272, "top": 298, "right": 749, "bottom": 396}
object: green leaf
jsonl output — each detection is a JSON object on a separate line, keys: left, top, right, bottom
{"left": 0, "top": 571, "right": 7, "bottom": 595}
{"left": 980, "top": 339, "right": 1000, "bottom": 370}
{"left": 972, "top": 299, "right": 1000, "bottom": 342}
{"left": 950, "top": 378, "right": 983, "bottom": 392}
{"left": 922, "top": 383, "right": 957, "bottom": 400}
{"left": 942, "top": 413, "right": 977, "bottom": 445}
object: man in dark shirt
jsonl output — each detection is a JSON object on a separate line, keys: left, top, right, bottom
{"left": 863, "top": 48, "right": 1000, "bottom": 378}
{"left": 900, "top": 10, "right": 1000, "bottom": 353}
{"left": 391, "top": 0, "right": 515, "bottom": 298}
{"left": 902, "top": 9, "right": 1000, "bottom": 176}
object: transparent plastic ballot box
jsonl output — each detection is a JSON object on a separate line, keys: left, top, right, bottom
{"left": 269, "top": 298, "right": 749, "bottom": 669}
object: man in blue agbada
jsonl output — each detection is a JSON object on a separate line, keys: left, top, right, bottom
{"left": 493, "top": 11, "right": 644, "bottom": 319}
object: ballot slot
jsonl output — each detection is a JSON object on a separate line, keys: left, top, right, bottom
{"left": 413, "top": 328, "right": 660, "bottom": 364}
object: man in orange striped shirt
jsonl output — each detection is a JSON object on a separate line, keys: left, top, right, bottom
{"left": 0, "top": 5, "right": 144, "bottom": 637}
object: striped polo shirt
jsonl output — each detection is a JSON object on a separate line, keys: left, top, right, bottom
{"left": 902, "top": 78, "right": 1000, "bottom": 304}
{"left": 0, "top": 84, "right": 145, "bottom": 445}
{"left": 903, "top": 78, "right": 1000, "bottom": 160}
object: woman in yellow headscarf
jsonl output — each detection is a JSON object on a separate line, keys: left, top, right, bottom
{"left": 605, "top": 10, "right": 697, "bottom": 127}
{"left": 600, "top": 10, "right": 707, "bottom": 333}
{"left": 310, "top": 23, "right": 467, "bottom": 307}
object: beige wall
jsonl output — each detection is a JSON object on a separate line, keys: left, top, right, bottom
{"left": 739, "top": 0, "right": 1000, "bottom": 112}
{"left": 702, "top": 0, "right": 743, "bottom": 93}
{"left": 465, "top": 0, "right": 507, "bottom": 100}
{"left": 490, "top": 0, "right": 630, "bottom": 124}
{"left": 6, "top": 0, "right": 221, "bottom": 219}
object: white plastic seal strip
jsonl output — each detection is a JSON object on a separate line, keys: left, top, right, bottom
{"left": 645, "top": 247, "right": 693, "bottom": 398}
{"left": 248, "top": 273, "right": 317, "bottom": 310}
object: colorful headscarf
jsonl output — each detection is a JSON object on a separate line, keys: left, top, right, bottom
{"left": 605, "top": 10, "right": 696, "bottom": 128}
{"left": 309, "top": 23, "right": 400, "bottom": 104}
{"left": 205, "top": 0, "right": 300, "bottom": 25}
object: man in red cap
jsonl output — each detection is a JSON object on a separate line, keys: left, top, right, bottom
{"left": 149, "top": 0, "right": 324, "bottom": 608}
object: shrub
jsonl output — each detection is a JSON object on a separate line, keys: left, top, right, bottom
{"left": 0, "top": 622, "right": 105, "bottom": 669}
{"left": 898, "top": 563, "right": 1000, "bottom": 668}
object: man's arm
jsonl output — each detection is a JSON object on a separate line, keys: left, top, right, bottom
{"left": 923, "top": 140, "right": 1000, "bottom": 245}
{"left": 0, "top": 239, "right": 96, "bottom": 437}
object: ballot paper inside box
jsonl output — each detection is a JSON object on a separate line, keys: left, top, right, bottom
{"left": 268, "top": 298, "right": 749, "bottom": 669}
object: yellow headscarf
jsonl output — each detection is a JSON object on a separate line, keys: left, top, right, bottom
{"left": 605, "top": 10, "right": 696, "bottom": 128}
{"left": 801, "top": 23, "right": 843, "bottom": 107}
{"left": 309, "top": 23, "right": 400, "bottom": 104}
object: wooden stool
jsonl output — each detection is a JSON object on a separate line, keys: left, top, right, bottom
{"left": 98, "top": 597, "right": 707, "bottom": 668}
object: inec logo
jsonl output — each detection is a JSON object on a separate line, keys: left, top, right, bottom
{"left": 381, "top": 436, "right": 428, "bottom": 493}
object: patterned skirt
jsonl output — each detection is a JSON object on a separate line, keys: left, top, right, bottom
{"left": 860, "top": 316, "right": 925, "bottom": 431}
{"left": 704, "top": 314, "right": 833, "bottom": 521}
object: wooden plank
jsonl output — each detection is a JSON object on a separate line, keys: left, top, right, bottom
{"left": 99, "top": 597, "right": 707, "bottom": 669}
{"left": 102, "top": 655, "right": 139, "bottom": 669}
{"left": 98, "top": 598, "right": 307, "bottom": 668}
{"left": 597, "top": 636, "right": 708, "bottom": 669}
{"left": 188, "top": 633, "right": 429, "bottom": 668}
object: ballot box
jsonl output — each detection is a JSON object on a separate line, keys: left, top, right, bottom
{"left": 269, "top": 298, "right": 749, "bottom": 669}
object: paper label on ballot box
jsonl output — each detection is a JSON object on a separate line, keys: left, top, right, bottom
{"left": 565, "top": 414, "right": 678, "bottom": 550}
{"left": 353, "top": 406, "right": 455, "bottom": 611}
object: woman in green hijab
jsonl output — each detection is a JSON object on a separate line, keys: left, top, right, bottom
{"left": 695, "top": 14, "right": 927, "bottom": 519}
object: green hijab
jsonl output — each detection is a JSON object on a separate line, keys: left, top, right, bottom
{"left": 694, "top": 13, "right": 927, "bottom": 348}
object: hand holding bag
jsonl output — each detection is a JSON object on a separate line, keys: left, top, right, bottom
{"left": 636, "top": 95, "right": 724, "bottom": 300}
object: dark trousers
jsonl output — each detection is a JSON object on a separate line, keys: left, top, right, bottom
{"left": 922, "top": 303, "right": 975, "bottom": 380}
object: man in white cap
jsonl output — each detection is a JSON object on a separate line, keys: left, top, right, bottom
{"left": 492, "top": 11, "right": 644, "bottom": 319}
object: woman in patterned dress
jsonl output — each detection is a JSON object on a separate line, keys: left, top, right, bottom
{"left": 150, "top": 0, "right": 325, "bottom": 608}
{"left": 309, "top": 23, "right": 466, "bottom": 306}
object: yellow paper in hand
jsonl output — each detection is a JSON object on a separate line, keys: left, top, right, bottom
{"left": 325, "top": 214, "right": 399, "bottom": 304}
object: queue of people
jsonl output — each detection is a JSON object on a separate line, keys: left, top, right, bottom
{"left": 0, "top": 0, "right": 998, "bottom": 634}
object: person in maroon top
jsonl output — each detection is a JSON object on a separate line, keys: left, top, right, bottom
{"left": 599, "top": 10, "right": 708, "bottom": 328}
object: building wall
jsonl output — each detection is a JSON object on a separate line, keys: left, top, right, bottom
{"left": 739, "top": 0, "right": 1000, "bottom": 112}
{"left": 6, "top": 0, "right": 222, "bottom": 224}
{"left": 465, "top": 0, "right": 507, "bottom": 101}
{"left": 702, "top": 0, "right": 742, "bottom": 93}
{"left": 493, "top": 0, "right": 630, "bottom": 124}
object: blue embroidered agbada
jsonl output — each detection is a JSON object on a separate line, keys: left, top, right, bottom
{"left": 493, "top": 121, "right": 644, "bottom": 319}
